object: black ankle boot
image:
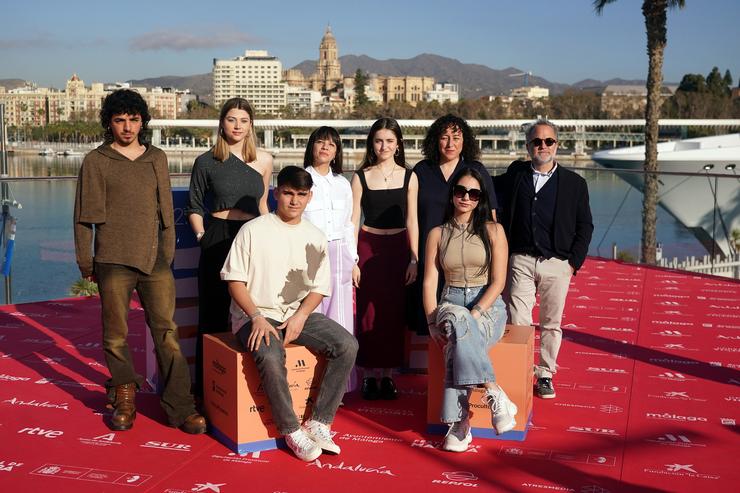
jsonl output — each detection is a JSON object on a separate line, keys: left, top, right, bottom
{"left": 380, "top": 377, "right": 398, "bottom": 400}
{"left": 361, "top": 377, "right": 380, "bottom": 400}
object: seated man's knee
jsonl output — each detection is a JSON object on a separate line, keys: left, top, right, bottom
{"left": 253, "top": 342, "right": 285, "bottom": 369}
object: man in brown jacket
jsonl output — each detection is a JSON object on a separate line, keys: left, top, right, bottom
{"left": 74, "top": 89, "right": 205, "bottom": 433}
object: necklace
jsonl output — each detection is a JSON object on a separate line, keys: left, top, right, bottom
{"left": 380, "top": 165, "right": 396, "bottom": 186}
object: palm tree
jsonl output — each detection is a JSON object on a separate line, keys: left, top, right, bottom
{"left": 594, "top": 0, "right": 685, "bottom": 264}
{"left": 69, "top": 278, "right": 99, "bottom": 297}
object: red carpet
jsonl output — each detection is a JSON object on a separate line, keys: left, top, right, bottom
{"left": 0, "top": 258, "right": 738, "bottom": 492}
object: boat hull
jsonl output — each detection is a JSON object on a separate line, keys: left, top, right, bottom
{"left": 593, "top": 134, "right": 740, "bottom": 256}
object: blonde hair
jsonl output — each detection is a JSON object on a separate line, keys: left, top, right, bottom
{"left": 213, "top": 98, "right": 258, "bottom": 163}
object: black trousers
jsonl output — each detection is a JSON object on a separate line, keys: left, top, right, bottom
{"left": 194, "top": 216, "right": 247, "bottom": 398}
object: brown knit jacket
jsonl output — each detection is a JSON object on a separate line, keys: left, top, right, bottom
{"left": 73, "top": 144, "right": 174, "bottom": 277}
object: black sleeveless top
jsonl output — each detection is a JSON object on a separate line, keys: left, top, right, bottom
{"left": 358, "top": 168, "right": 412, "bottom": 229}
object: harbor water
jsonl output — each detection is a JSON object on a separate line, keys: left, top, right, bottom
{"left": 3, "top": 153, "right": 707, "bottom": 304}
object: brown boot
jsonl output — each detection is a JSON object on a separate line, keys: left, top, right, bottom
{"left": 110, "top": 383, "right": 136, "bottom": 431}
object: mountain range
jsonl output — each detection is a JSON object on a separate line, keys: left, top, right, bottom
{"left": 4, "top": 54, "right": 656, "bottom": 102}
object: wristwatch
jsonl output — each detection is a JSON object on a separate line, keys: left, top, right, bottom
{"left": 196, "top": 231, "right": 205, "bottom": 241}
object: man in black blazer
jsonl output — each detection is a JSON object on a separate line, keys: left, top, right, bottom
{"left": 498, "top": 119, "right": 593, "bottom": 399}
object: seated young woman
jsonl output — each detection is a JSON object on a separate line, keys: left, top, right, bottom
{"left": 422, "top": 167, "right": 517, "bottom": 452}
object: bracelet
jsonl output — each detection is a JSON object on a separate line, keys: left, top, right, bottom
{"left": 471, "top": 304, "right": 483, "bottom": 315}
{"left": 196, "top": 231, "right": 205, "bottom": 241}
{"left": 409, "top": 259, "right": 418, "bottom": 265}
{"left": 249, "top": 310, "right": 264, "bottom": 321}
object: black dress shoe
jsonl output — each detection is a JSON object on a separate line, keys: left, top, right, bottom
{"left": 380, "top": 377, "right": 398, "bottom": 400}
{"left": 361, "top": 377, "right": 380, "bottom": 400}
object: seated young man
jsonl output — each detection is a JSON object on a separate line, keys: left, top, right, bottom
{"left": 221, "top": 165, "right": 358, "bottom": 462}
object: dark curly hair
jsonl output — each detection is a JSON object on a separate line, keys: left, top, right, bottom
{"left": 100, "top": 89, "right": 151, "bottom": 144}
{"left": 441, "top": 167, "right": 493, "bottom": 279}
{"left": 304, "top": 126, "right": 343, "bottom": 174}
{"left": 421, "top": 113, "right": 480, "bottom": 164}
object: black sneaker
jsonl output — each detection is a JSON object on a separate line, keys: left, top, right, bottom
{"left": 535, "top": 377, "right": 556, "bottom": 399}
{"left": 379, "top": 377, "right": 399, "bottom": 400}
{"left": 361, "top": 377, "right": 380, "bottom": 400}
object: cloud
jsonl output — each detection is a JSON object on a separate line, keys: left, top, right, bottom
{"left": 129, "top": 27, "right": 257, "bottom": 52}
{"left": 0, "top": 36, "right": 56, "bottom": 49}
{"left": 0, "top": 35, "right": 108, "bottom": 50}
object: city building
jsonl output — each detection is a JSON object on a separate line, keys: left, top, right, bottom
{"left": 598, "top": 84, "right": 674, "bottom": 118}
{"left": 311, "top": 26, "right": 342, "bottom": 93}
{"left": 0, "top": 75, "right": 181, "bottom": 127}
{"left": 425, "top": 82, "right": 460, "bottom": 104}
{"left": 510, "top": 85, "right": 549, "bottom": 99}
{"left": 212, "top": 50, "right": 286, "bottom": 114}
{"left": 372, "top": 75, "right": 435, "bottom": 106}
{"left": 285, "top": 86, "right": 323, "bottom": 116}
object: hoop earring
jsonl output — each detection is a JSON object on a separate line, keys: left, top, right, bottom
{"left": 394, "top": 148, "right": 400, "bottom": 157}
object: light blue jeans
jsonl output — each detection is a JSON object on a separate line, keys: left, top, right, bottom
{"left": 438, "top": 285, "right": 506, "bottom": 423}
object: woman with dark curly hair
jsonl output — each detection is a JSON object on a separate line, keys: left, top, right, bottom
{"left": 407, "top": 114, "right": 498, "bottom": 335}
{"left": 423, "top": 167, "right": 515, "bottom": 451}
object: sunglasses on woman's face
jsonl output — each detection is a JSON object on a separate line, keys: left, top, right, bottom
{"left": 453, "top": 185, "right": 482, "bottom": 201}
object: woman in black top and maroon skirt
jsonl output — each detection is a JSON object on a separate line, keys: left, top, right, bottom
{"left": 351, "top": 118, "right": 417, "bottom": 400}
{"left": 186, "top": 97, "right": 273, "bottom": 398}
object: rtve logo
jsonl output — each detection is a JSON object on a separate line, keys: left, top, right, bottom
{"left": 17, "top": 426, "right": 63, "bottom": 438}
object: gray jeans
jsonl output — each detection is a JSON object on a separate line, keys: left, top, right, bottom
{"left": 236, "top": 312, "right": 358, "bottom": 435}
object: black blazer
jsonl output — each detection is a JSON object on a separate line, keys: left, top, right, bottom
{"left": 495, "top": 160, "right": 594, "bottom": 272}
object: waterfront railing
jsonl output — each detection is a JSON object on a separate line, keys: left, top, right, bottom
{"left": 0, "top": 166, "right": 737, "bottom": 305}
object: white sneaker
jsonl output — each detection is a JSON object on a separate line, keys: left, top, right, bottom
{"left": 285, "top": 429, "right": 322, "bottom": 462}
{"left": 302, "top": 420, "right": 341, "bottom": 455}
{"left": 441, "top": 418, "right": 472, "bottom": 452}
{"left": 485, "top": 388, "right": 518, "bottom": 435}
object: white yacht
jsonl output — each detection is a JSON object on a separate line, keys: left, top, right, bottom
{"left": 593, "top": 133, "right": 740, "bottom": 256}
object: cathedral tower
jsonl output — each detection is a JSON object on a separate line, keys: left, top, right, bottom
{"left": 314, "top": 25, "right": 342, "bottom": 93}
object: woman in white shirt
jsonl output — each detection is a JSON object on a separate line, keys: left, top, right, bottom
{"left": 303, "top": 127, "right": 360, "bottom": 390}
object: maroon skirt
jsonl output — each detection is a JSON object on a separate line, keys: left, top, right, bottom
{"left": 355, "top": 229, "right": 409, "bottom": 368}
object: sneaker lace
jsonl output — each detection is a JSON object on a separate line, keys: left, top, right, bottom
{"left": 483, "top": 392, "right": 500, "bottom": 413}
{"left": 291, "top": 431, "right": 315, "bottom": 450}
{"left": 307, "top": 422, "right": 331, "bottom": 441}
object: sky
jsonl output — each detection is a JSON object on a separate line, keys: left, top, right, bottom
{"left": 1, "top": 0, "right": 738, "bottom": 90}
